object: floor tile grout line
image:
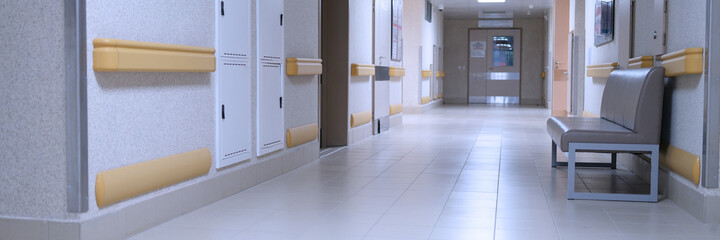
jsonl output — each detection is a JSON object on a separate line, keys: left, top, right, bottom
{"left": 492, "top": 129, "right": 504, "bottom": 240}
{"left": 537, "top": 145, "right": 564, "bottom": 240}
{"left": 358, "top": 140, "right": 438, "bottom": 240}
{"left": 425, "top": 140, "right": 475, "bottom": 240}
{"left": 286, "top": 140, "right": 400, "bottom": 239}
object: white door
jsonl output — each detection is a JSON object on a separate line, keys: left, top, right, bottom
{"left": 218, "top": 0, "right": 250, "bottom": 60}
{"left": 218, "top": 61, "right": 251, "bottom": 167}
{"left": 256, "top": 0, "right": 284, "bottom": 156}
{"left": 258, "top": 0, "right": 284, "bottom": 61}
{"left": 216, "top": 0, "right": 251, "bottom": 168}
{"left": 485, "top": 29, "right": 521, "bottom": 102}
{"left": 257, "top": 63, "right": 284, "bottom": 155}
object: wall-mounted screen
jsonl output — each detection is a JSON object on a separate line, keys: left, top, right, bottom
{"left": 425, "top": 0, "right": 432, "bottom": 23}
{"left": 594, "top": 0, "right": 614, "bottom": 46}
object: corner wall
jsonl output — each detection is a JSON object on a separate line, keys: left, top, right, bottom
{"left": 580, "top": 0, "right": 720, "bottom": 223}
{"left": 0, "top": 0, "right": 68, "bottom": 219}
{"left": 403, "top": 0, "right": 443, "bottom": 113}
{"left": 83, "top": 0, "right": 215, "bottom": 221}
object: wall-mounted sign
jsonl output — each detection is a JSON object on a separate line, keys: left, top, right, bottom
{"left": 594, "top": 0, "right": 615, "bottom": 46}
{"left": 470, "top": 41, "right": 487, "bottom": 58}
{"left": 391, "top": 0, "right": 403, "bottom": 61}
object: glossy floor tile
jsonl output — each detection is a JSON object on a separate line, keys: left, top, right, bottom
{"left": 130, "top": 105, "right": 719, "bottom": 240}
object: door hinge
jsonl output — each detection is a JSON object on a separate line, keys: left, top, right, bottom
{"left": 222, "top": 104, "right": 225, "bottom": 119}
{"left": 279, "top": 97, "right": 283, "bottom": 108}
{"left": 221, "top": 1, "right": 224, "bottom": 16}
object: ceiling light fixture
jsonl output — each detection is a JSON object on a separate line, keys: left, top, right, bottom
{"left": 477, "top": 0, "right": 506, "bottom": 3}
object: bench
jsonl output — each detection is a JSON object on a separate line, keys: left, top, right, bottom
{"left": 546, "top": 67, "right": 665, "bottom": 202}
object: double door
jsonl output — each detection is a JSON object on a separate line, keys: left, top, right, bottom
{"left": 468, "top": 29, "right": 522, "bottom": 104}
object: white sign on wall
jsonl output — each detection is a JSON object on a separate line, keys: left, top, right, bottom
{"left": 470, "top": 41, "right": 486, "bottom": 58}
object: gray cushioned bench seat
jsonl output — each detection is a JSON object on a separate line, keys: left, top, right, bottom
{"left": 548, "top": 117, "right": 636, "bottom": 152}
{"left": 545, "top": 67, "right": 665, "bottom": 202}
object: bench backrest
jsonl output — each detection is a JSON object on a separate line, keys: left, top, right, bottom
{"left": 600, "top": 67, "right": 665, "bottom": 143}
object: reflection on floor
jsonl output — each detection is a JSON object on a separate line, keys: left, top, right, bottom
{"left": 130, "top": 105, "right": 719, "bottom": 240}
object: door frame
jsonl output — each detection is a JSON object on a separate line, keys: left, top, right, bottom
{"left": 551, "top": 0, "right": 570, "bottom": 116}
{"left": 703, "top": 0, "right": 720, "bottom": 188}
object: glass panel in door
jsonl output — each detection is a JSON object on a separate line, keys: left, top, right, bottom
{"left": 486, "top": 29, "right": 521, "bottom": 103}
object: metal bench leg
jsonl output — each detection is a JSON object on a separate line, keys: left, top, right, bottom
{"left": 552, "top": 141, "right": 558, "bottom": 167}
{"left": 611, "top": 153, "right": 617, "bottom": 169}
{"left": 567, "top": 143, "right": 659, "bottom": 202}
{"left": 552, "top": 141, "right": 614, "bottom": 168}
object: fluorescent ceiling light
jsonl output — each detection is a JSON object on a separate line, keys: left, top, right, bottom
{"left": 477, "top": 0, "right": 506, "bottom": 3}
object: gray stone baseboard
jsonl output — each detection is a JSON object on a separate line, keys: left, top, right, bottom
{"left": 618, "top": 154, "right": 720, "bottom": 224}
{"left": 0, "top": 143, "right": 320, "bottom": 240}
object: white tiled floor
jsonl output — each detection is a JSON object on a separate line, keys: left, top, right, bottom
{"left": 130, "top": 105, "right": 720, "bottom": 240}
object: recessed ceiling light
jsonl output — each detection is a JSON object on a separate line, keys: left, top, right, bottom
{"left": 477, "top": 0, "right": 506, "bottom": 3}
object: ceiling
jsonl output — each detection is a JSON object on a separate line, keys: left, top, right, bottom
{"left": 430, "top": 0, "right": 553, "bottom": 20}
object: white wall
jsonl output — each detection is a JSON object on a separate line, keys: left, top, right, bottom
{"left": 442, "top": 19, "right": 477, "bottom": 104}
{"left": 403, "top": 0, "right": 443, "bottom": 112}
{"left": 546, "top": 6, "right": 554, "bottom": 108}
{"left": 284, "top": 0, "right": 320, "bottom": 131}
{"left": 662, "top": 0, "right": 706, "bottom": 156}
{"left": 0, "top": 0, "right": 68, "bottom": 219}
{"left": 402, "top": 0, "right": 423, "bottom": 108}
{"left": 420, "top": 3, "right": 442, "bottom": 100}
{"left": 348, "top": 0, "right": 374, "bottom": 143}
{"left": 389, "top": 0, "right": 404, "bottom": 107}
{"left": 516, "top": 19, "right": 547, "bottom": 105}
{"left": 76, "top": 0, "right": 321, "bottom": 222}
{"left": 582, "top": 0, "right": 630, "bottom": 115}
{"left": 83, "top": 0, "right": 215, "bottom": 220}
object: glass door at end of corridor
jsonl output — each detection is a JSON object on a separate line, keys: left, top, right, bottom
{"left": 468, "top": 28, "right": 521, "bottom": 104}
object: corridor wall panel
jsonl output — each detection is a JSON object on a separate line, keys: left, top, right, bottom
{"left": 257, "top": 0, "right": 285, "bottom": 156}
